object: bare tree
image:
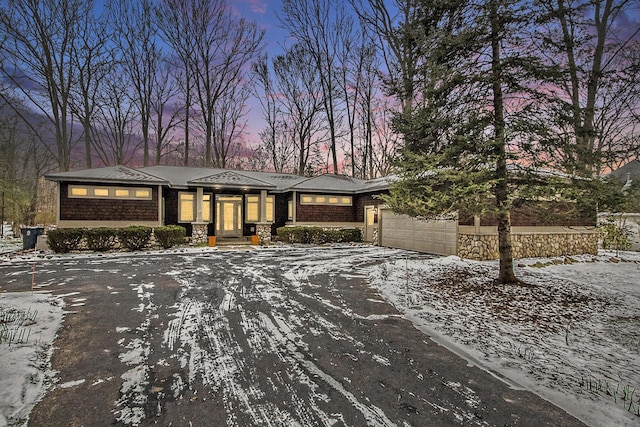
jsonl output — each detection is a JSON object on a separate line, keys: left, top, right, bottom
{"left": 69, "top": 8, "right": 111, "bottom": 169}
{"left": 151, "top": 61, "right": 183, "bottom": 165}
{"left": 536, "top": 0, "right": 640, "bottom": 175}
{"left": 273, "top": 45, "right": 326, "bottom": 175}
{"left": 188, "top": 0, "right": 264, "bottom": 167}
{"left": 252, "top": 55, "right": 293, "bottom": 173}
{"left": 0, "top": 97, "right": 55, "bottom": 226}
{"left": 368, "top": 101, "right": 399, "bottom": 178}
{"left": 350, "top": 0, "right": 424, "bottom": 114}
{"left": 209, "top": 81, "right": 250, "bottom": 168}
{"left": 156, "top": 0, "right": 198, "bottom": 166}
{"left": 107, "top": 0, "right": 162, "bottom": 167}
{"left": 280, "top": 0, "right": 353, "bottom": 174}
{"left": 0, "top": 0, "right": 95, "bottom": 171}
{"left": 93, "top": 68, "right": 140, "bottom": 166}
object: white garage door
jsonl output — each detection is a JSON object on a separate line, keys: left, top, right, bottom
{"left": 379, "top": 207, "right": 457, "bottom": 256}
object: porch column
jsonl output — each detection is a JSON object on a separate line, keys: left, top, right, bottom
{"left": 190, "top": 187, "right": 208, "bottom": 245}
{"left": 56, "top": 182, "right": 61, "bottom": 226}
{"left": 292, "top": 191, "right": 297, "bottom": 224}
{"left": 259, "top": 189, "right": 267, "bottom": 222}
{"left": 196, "top": 187, "right": 204, "bottom": 223}
{"left": 157, "top": 185, "right": 164, "bottom": 226}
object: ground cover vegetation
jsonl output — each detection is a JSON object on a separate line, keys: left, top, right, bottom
{"left": 46, "top": 225, "right": 185, "bottom": 253}
{"left": 276, "top": 226, "right": 362, "bottom": 244}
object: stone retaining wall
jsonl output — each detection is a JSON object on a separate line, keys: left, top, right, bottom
{"left": 458, "top": 228, "right": 598, "bottom": 260}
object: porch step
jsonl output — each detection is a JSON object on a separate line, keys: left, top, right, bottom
{"left": 216, "top": 237, "right": 253, "bottom": 246}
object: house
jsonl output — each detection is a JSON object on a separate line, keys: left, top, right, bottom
{"left": 45, "top": 164, "right": 600, "bottom": 258}
{"left": 45, "top": 165, "right": 389, "bottom": 244}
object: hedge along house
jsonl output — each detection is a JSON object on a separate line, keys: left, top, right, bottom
{"left": 45, "top": 165, "right": 390, "bottom": 244}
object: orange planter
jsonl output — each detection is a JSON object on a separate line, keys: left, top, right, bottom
{"left": 251, "top": 235, "right": 259, "bottom": 245}
{"left": 208, "top": 236, "right": 216, "bottom": 247}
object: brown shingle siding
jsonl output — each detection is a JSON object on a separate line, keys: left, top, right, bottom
{"left": 60, "top": 183, "right": 159, "bottom": 222}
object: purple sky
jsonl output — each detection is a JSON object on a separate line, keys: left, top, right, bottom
{"left": 231, "top": 0, "right": 640, "bottom": 147}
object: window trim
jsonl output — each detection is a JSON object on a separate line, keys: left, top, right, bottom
{"left": 299, "top": 194, "right": 352, "bottom": 206}
{"left": 68, "top": 185, "right": 152, "bottom": 200}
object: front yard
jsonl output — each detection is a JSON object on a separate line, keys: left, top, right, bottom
{"left": 0, "top": 245, "right": 638, "bottom": 426}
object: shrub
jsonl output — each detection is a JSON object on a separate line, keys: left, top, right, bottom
{"left": 117, "top": 226, "right": 152, "bottom": 251}
{"left": 154, "top": 225, "right": 186, "bottom": 249}
{"left": 46, "top": 228, "right": 84, "bottom": 253}
{"left": 276, "top": 226, "right": 361, "bottom": 244}
{"left": 276, "top": 226, "right": 307, "bottom": 243}
{"left": 84, "top": 227, "right": 118, "bottom": 252}
{"left": 600, "top": 220, "right": 631, "bottom": 251}
{"left": 336, "top": 228, "right": 361, "bottom": 242}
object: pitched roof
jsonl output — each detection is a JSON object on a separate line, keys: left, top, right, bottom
{"left": 45, "top": 166, "right": 168, "bottom": 184}
{"left": 189, "top": 171, "right": 275, "bottom": 189}
{"left": 291, "top": 174, "right": 362, "bottom": 193}
{"left": 609, "top": 160, "right": 640, "bottom": 182}
{"left": 46, "top": 165, "right": 393, "bottom": 193}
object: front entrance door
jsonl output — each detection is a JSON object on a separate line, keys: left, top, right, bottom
{"left": 216, "top": 195, "right": 243, "bottom": 238}
{"left": 364, "top": 206, "right": 379, "bottom": 242}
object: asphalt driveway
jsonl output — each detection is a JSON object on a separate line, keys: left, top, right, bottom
{"left": 1, "top": 246, "right": 585, "bottom": 426}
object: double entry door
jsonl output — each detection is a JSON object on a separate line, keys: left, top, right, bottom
{"left": 215, "top": 195, "right": 242, "bottom": 238}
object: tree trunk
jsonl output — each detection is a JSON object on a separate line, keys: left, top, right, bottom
{"left": 490, "top": 2, "right": 517, "bottom": 284}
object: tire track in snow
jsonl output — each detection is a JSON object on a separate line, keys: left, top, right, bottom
{"left": 164, "top": 262, "right": 308, "bottom": 426}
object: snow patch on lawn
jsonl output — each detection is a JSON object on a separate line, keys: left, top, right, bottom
{"left": 0, "top": 291, "right": 64, "bottom": 426}
{"left": 367, "top": 250, "right": 640, "bottom": 427}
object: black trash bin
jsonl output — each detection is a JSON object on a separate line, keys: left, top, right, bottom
{"left": 21, "top": 227, "right": 45, "bottom": 250}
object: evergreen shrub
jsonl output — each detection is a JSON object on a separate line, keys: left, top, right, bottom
{"left": 154, "top": 225, "right": 186, "bottom": 249}
{"left": 276, "top": 226, "right": 361, "bottom": 244}
{"left": 46, "top": 228, "right": 84, "bottom": 253}
{"left": 84, "top": 227, "right": 118, "bottom": 251}
{"left": 117, "top": 226, "right": 152, "bottom": 251}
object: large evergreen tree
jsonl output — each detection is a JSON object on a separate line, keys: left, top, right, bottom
{"left": 385, "top": 0, "right": 559, "bottom": 284}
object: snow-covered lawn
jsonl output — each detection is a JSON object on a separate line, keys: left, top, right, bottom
{"left": 0, "top": 291, "right": 64, "bottom": 426}
{"left": 0, "top": 238, "right": 21, "bottom": 255}
{"left": 1, "top": 246, "right": 639, "bottom": 426}
{"left": 367, "top": 250, "right": 640, "bottom": 427}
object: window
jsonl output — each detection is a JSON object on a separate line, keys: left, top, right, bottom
{"left": 246, "top": 195, "right": 260, "bottom": 222}
{"left": 299, "top": 194, "right": 352, "bottom": 206}
{"left": 179, "top": 193, "right": 212, "bottom": 222}
{"left": 70, "top": 187, "right": 88, "bottom": 197}
{"left": 287, "top": 200, "right": 293, "bottom": 220}
{"left": 179, "top": 193, "right": 195, "bottom": 222}
{"left": 265, "top": 196, "right": 274, "bottom": 222}
{"left": 245, "top": 194, "right": 275, "bottom": 222}
{"left": 68, "top": 185, "right": 152, "bottom": 200}
{"left": 202, "top": 194, "right": 211, "bottom": 222}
